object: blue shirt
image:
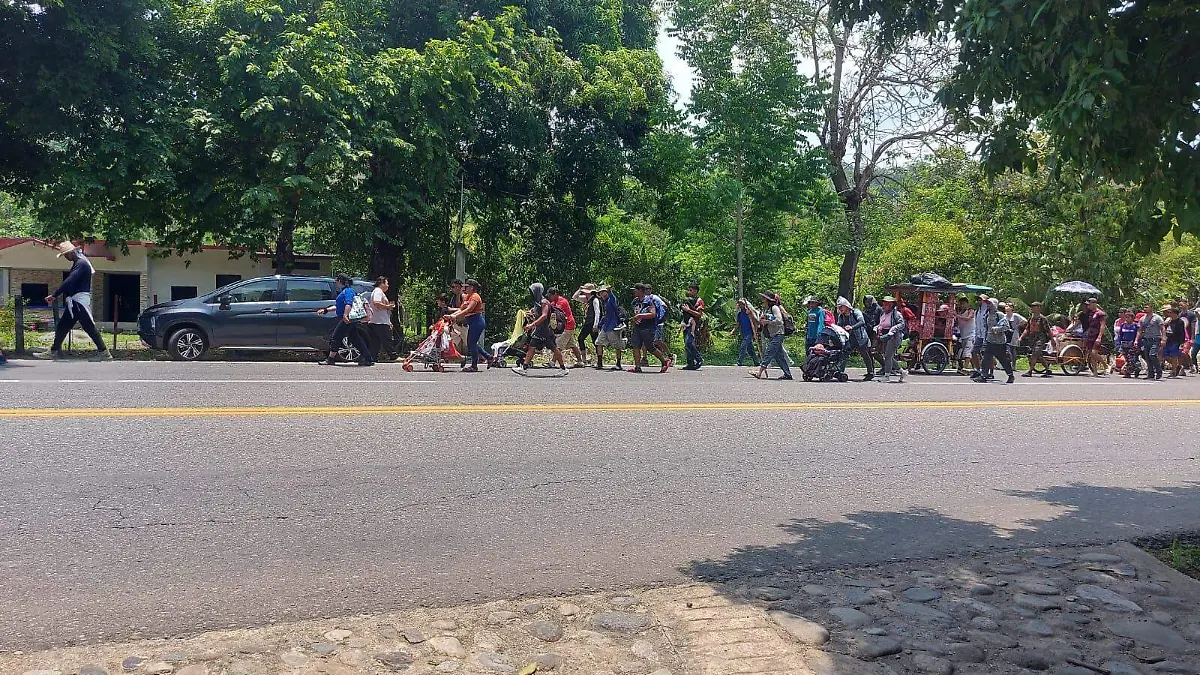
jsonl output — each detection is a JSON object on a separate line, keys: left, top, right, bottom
{"left": 737, "top": 309, "right": 753, "bottom": 337}
{"left": 334, "top": 286, "right": 355, "bottom": 318}
{"left": 602, "top": 293, "right": 620, "bottom": 331}
{"left": 636, "top": 297, "right": 657, "bottom": 327}
{"left": 650, "top": 295, "right": 667, "bottom": 324}
{"left": 806, "top": 307, "right": 823, "bottom": 340}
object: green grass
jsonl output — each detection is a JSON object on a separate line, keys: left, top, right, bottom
{"left": 1151, "top": 539, "right": 1200, "bottom": 579}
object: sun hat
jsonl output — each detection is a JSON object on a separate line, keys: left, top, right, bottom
{"left": 54, "top": 241, "right": 78, "bottom": 257}
{"left": 836, "top": 297, "right": 851, "bottom": 308}
{"left": 579, "top": 282, "right": 598, "bottom": 292}
{"left": 881, "top": 295, "right": 896, "bottom": 302}
{"left": 803, "top": 295, "right": 818, "bottom": 305}
{"left": 977, "top": 293, "right": 989, "bottom": 301}
{"left": 596, "top": 285, "right": 610, "bottom": 293}
{"left": 1030, "top": 301, "right": 1043, "bottom": 307}
{"left": 759, "top": 292, "right": 778, "bottom": 303}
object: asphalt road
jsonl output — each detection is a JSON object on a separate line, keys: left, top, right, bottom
{"left": 1, "top": 359, "right": 1198, "bottom": 650}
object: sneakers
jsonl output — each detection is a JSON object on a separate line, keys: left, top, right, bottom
{"left": 897, "top": 369, "right": 907, "bottom": 383}
{"left": 34, "top": 351, "right": 66, "bottom": 360}
{"left": 863, "top": 373, "right": 875, "bottom": 381}
{"left": 556, "top": 367, "right": 569, "bottom": 377}
{"left": 779, "top": 374, "right": 794, "bottom": 380}
{"left": 878, "top": 375, "right": 891, "bottom": 383}
{"left": 511, "top": 364, "right": 527, "bottom": 376}
{"left": 1005, "top": 374, "right": 1015, "bottom": 384}
{"left": 88, "top": 351, "right": 114, "bottom": 362}
{"left": 666, "top": 354, "right": 676, "bottom": 369}
{"left": 659, "top": 361, "right": 669, "bottom": 373}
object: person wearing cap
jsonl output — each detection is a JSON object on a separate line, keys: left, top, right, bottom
{"left": 572, "top": 283, "right": 602, "bottom": 367}
{"left": 836, "top": 297, "right": 874, "bottom": 380}
{"left": 730, "top": 298, "right": 760, "bottom": 367}
{"left": 645, "top": 284, "right": 675, "bottom": 368}
{"left": 593, "top": 285, "right": 623, "bottom": 370}
{"left": 1003, "top": 301, "right": 1026, "bottom": 365}
{"left": 680, "top": 281, "right": 706, "bottom": 370}
{"left": 803, "top": 296, "right": 825, "bottom": 351}
{"left": 752, "top": 292, "right": 792, "bottom": 380}
{"left": 875, "top": 295, "right": 907, "bottom": 383}
{"left": 1021, "top": 302, "right": 1053, "bottom": 378}
{"left": 546, "top": 287, "right": 583, "bottom": 367}
{"left": 953, "top": 296, "right": 975, "bottom": 375}
{"left": 862, "top": 295, "right": 882, "bottom": 356}
{"left": 971, "top": 293, "right": 992, "bottom": 378}
{"left": 975, "top": 297, "right": 1015, "bottom": 384}
{"left": 1163, "top": 305, "right": 1186, "bottom": 377}
{"left": 1135, "top": 303, "right": 1164, "bottom": 380}
{"left": 629, "top": 283, "right": 670, "bottom": 373}
{"left": 35, "top": 241, "right": 111, "bottom": 361}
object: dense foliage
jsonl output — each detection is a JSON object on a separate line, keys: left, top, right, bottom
{"left": 2, "top": 0, "right": 1197, "bottom": 329}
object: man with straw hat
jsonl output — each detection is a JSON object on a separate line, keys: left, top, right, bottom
{"left": 36, "top": 241, "right": 111, "bottom": 361}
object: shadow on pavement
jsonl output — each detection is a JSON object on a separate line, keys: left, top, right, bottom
{"left": 684, "top": 481, "right": 1200, "bottom": 582}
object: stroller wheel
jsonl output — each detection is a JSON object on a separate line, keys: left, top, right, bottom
{"left": 802, "top": 372, "right": 814, "bottom": 382}
{"left": 837, "top": 372, "right": 849, "bottom": 382}
{"left": 402, "top": 363, "right": 414, "bottom": 372}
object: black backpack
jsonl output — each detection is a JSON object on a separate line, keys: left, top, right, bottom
{"left": 781, "top": 306, "right": 798, "bottom": 336}
{"left": 548, "top": 303, "right": 568, "bottom": 334}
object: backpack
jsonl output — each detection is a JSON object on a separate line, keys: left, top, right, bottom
{"left": 348, "top": 291, "right": 370, "bottom": 322}
{"left": 781, "top": 307, "right": 798, "bottom": 336}
{"left": 651, "top": 295, "right": 668, "bottom": 324}
{"left": 548, "top": 302, "right": 568, "bottom": 334}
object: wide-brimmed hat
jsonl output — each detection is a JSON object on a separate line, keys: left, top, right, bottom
{"left": 1162, "top": 304, "right": 1176, "bottom": 313}
{"left": 1030, "top": 301, "right": 1043, "bottom": 307}
{"left": 759, "top": 292, "right": 778, "bottom": 303}
{"left": 55, "top": 241, "right": 78, "bottom": 257}
{"left": 579, "top": 282, "right": 598, "bottom": 293}
{"left": 803, "top": 295, "right": 818, "bottom": 305}
{"left": 595, "top": 285, "right": 610, "bottom": 293}
{"left": 976, "top": 293, "right": 989, "bottom": 301}
{"left": 881, "top": 295, "right": 896, "bottom": 302}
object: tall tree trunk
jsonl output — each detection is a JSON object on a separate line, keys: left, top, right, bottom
{"left": 273, "top": 208, "right": 297, "bottom": 275}
{"left": 368, "top": 234, "right": 403, "bottom": 295}
{"left": 837, "top": 203, "right": 864, "bottom": 301}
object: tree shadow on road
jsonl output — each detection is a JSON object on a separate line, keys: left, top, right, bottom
{"left": 684, "top": 481, "right": 1200, "bottom": 583}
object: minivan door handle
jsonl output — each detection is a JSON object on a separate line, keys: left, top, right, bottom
{"left": 261, "top": 308, "right": 277, "bottom": 314}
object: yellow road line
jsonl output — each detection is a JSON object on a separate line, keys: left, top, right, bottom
{"left": 1, "top": 399, "right": 1198, "bottom": 418}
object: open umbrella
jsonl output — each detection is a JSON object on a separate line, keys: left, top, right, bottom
{"left": 1053, "top": 281, "right": 1101, "bottom": 295}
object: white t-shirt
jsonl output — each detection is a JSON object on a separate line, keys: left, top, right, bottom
{"left": 1008, "top": 313, "right": 1025, "bottom": 346}
{"left": 368, "top": 287, "right": 391, "bottom": 324}
{"left": 956, "top": 309, "right": 975, "bottom": 338}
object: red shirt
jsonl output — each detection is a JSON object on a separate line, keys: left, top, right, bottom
{"left": 554, "top": 296, "right": 576, "bottom": 331}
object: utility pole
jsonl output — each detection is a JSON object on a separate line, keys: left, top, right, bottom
{"left": 735, "top": 151, "right": 745, "bottom": 300}
{"left": 454, "top": 172, "right": 467, "bottom": 280}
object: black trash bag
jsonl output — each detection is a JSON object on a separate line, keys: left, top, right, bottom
{"left": 910, "top": 272, "right": 953, "bottom": 288}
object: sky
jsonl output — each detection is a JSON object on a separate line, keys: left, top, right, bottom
{"left": 655, "top": 20, "right": 694, "bottom": 107}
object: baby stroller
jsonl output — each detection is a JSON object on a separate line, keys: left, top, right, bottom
{"left": 489, "top": 309, "right": 530, "bottom": 368}
{"left": 802, "top": 324, "right": 850, "bottom": 382}
{"left": 402, "top": 317, "right": 461, "bottom": 372}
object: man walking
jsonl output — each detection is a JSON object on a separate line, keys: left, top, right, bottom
{"left": 972, "top": 293, "right": 992, "bottom": 378}
{"left": 630, "top": 284, "right": 670, "bottom": 373}
{"left": 646, "top": 284, "right": 674, "bottom": 368}
{"left": 1136, "top": 303, "right": 1164, "bottom": 380}
{"left": 731, "top": 298, "right": 759, "bottom": 367}
{"left": 1081, "top": 297, "right": 1108, "bottom": 375}
{"left": 681, "top": 281, "right": 706, "bottom": 370}
{"left": 573, "top": 283, "right": 602, "bottom": 366}
{"left": 366, "top": 276, "right": 396, "bottom": 362}
{"left": 36, "top": 241, "right": 112, "bottom": 361}
{"left": 512, "top": 283, "right": 568, "bottom": 376}
{"left": 876, "top": 296, "right": 907, "bottom": 383}
{"left": 317, "top": 274, "right": 373, "bottom": 366}
{"left": 1004, "top": 302, "right": 1026, "bottom": 365}
{"left": 547, "top": 288, "right": 583, "bottom": 367}
{"left": 1021, "top": 302, "right": 1052, "bottom": 378}
{"left": 954, "top": 296, "right": 976, "bottom": 375}
{"left": 975, "top": 298, "right": 1015, "bottom": 384}
{"left": 594, "top": 286, "right": 623, "bottom": 370}
{"left": 836, "top": 297, "right": 874, "bottom": 380}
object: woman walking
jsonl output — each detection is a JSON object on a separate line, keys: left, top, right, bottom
{"left": 753, "top": 292, "right": 793, "bottom": 380}
{"left": 447, "top": 279, "right": 489, "bottom": 371}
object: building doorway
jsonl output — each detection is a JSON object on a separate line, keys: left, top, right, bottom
{"left": 105, "top": 273, "right": 141, "bottom": 323}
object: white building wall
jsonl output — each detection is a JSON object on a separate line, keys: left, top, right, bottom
{"left": 146, "top": 250, "right": 274, "bottom": 305}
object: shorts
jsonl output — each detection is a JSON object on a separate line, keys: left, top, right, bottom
{"left": 556, "top": 328, "right": 577, "bottom": 349}
{"left": 631, "top": 325, "right": 655, "bottom": 349}
{"left": 1083, "top": 332, "right": 1102, "bottom": 351}
{"left": 595, "top": 329, "right": 622, "bottom": 348}
{"left": 1028, "top": 337, "right": 1047, "bottom": 357}
{"left": 969, "top": 336, "right": 983, "bottom": 356}
{"left": 654, "top": 324, "right": 665, "bottom": 343}
{"left": 529, "top": 325, "right": 557, "bottom": 350}
{"left": 1164, "top": 343, "right": 1183, "bottom": 358}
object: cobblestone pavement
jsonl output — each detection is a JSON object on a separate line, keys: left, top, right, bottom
{"left": 5, "top": 542, "right": 1198, "bottom": 675}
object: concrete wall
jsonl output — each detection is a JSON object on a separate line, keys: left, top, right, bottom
{"left": 146, "top": 251, "right": 273, "bottom": 305}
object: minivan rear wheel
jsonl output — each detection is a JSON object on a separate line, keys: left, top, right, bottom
{"left": 168, "top": 327, "right": 208, "bottom": 361}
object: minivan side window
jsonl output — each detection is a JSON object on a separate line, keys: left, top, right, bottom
{"left": 286, "top": 279, "right": 336, "bottom": 302}
{"left": 224, "top": 280, "right": 278, "bottom": 303}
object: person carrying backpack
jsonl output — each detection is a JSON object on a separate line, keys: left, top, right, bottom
{"left": 629, "top": 283, "right": 671, "bottom": 373}
{"left": 753, "top": 292, "right": 793, "bottom": 380}
{"left": 646, "top": 284, "right": 675, "bottom": 369}
{"left": 317, "top": 274, "right": 373, "bottom": 366}
{"left": 837, "top": 297, "right": 874, "bottom": 380}
{"left": 511, "top": 282, "right": 568, "bottom": 376}
{"left": 875, "top": 295, "right": 906, "bottom": 383}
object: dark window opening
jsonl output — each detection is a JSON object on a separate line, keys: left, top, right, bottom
{"left": 21, "top": 283, "right": 49, "bottom": 307}
{"left": 171, "top": 286, "right": 198, "bottom": 301}
{"left": 292, "top": 260, "right": 320, "bottom": 271}
{"left": 215, "top": 274, "right": 242, "bottom": 290}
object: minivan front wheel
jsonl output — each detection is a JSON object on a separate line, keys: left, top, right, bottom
{"left": 168, "top": 327, "right": 209, "bottom": 361}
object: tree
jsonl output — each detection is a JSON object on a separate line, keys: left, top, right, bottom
{"left": 837, "top": 0, "right": 1200, "bottom": 244}
{"left": 778, "top": 0, "right": 956, "bottom": 301}
{"left": 172, "top": 0, "right": 372, "bottom": 273}
{"left": 668, "top": 0, "right": 826, "bottom": 298}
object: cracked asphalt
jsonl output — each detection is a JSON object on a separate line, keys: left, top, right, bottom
{"left": 1, "top": 360, "right": 1198, "bottom": 650}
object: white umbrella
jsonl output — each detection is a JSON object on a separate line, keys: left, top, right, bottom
{"left": 1053, "top": 281, "right": 1101, "bottom": 295}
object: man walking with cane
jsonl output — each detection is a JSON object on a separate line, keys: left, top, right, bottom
{"left": 37, "top": 241, "right": 112, "bottom": 361}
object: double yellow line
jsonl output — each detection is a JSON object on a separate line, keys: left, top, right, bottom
{"left": 1, "top": 399, "right": 1197, "bottom": 419}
